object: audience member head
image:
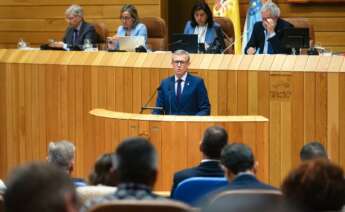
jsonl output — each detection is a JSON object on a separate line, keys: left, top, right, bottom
{"left": 172, "top": 49, "right": 191, "bottom": 78}
{"left": 113, "top": 136, "right": 157, "bottom": 187}
{"left": 65, "top": 5, "right": 84, "bottom": 29}
{"left": 89, "top": 153, "right": 117, "bottom": 186}
{"left": 120, "top": 4, "right": 139, "bottom": 29}
{"left": 282, "top": 159, "right": 345, "bottom": 212}
{"left": 4, "top": 162, "right": 79, "bottom": 212}
{"left": 221, "top": 143, "right": 255, "bottom": 180}
{"left": 200, "top": 126, "right": 228, "bottom": 160}
{"left": 190, "top": 1, "right": 214, "bottom": 27}
{"left": 48, "top": 140, "right": 75, "bottom": 175}
{"left": 300, "top": 141, "right": 328, "bottom": 161}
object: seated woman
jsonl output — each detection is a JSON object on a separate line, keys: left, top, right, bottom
{"left": 184, "top": 1, "right": 225, "bottom": 53}
{"left": 77, "top": 153, "right": 117, "bottom": 203}
{"left": 108, "top": 4, "right": 148, "bottom": 50}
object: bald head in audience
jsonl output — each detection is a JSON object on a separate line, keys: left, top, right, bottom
{"left": 4, "top": 162, "right": 79, "bottom": 212}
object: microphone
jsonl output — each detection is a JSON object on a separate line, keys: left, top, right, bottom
{"left": 168, "top": 39, "right": 184, "bottom": 47}
{"left": 140, "top": 86, "right": 163, "bottom": 114}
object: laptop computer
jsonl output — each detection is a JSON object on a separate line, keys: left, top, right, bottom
{"left": 118, "top": 36, "right": 145, "bottom": 51}
{"left": 170, "top": 34, "right": 198, "bottom": 53}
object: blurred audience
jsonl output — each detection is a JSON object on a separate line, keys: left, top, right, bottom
{"left": 4, "top": 162, "right": 79, "bottom": 212}
{"left": 107, "top": 4, "right": 147, "bottom": 50}
{"left": 221, "top": 143, "right": 275, "bottom": 190}
{"left": 48, "top": 140, "right": 87, "bottom": 187}
{"left": 282, "top": 159, "right": 345, "bottom": 212}
{"left": 300, "top": 141, "right": 328, "bottom": 161}
{"left": 49, "top": 4, "right": 97, "bottom": 50}
{"left": 171, "top": 126, "right": 228, "bottom": 196}
{"left": 184, "top": 1, "right": 225, "bottom": 53}
{"left": 81, "top": 136, "right": 164, "bottom": 211}
{"left": 77, "top": 153, "right": 117, "bottom": 203}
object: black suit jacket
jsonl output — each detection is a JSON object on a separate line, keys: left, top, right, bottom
{"left": 63, "top": 21, "right": 97, "bottom": 48}
{"left": 170, "top": 161, "right": 224, "bottom": 197}
{"left": 227, "top": 174, "right": 276, "bottom": 190}
{"left": 245, "top": 18, "right": 293, "bottom": 54}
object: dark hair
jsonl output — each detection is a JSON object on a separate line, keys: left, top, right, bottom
{"left": 282, "top": 159, "right": 345, "bottom": 211}
{"left": 4, "top": 162, "right": 78, "bottom": 212}
{"left": 190, "top": 1, "right": 214, "bottom": 28}
{"left": 120, "top": 4, "right": 139, "bottom": 26}
{"left": 201, "top": 126, "right": 228, "bottom": 159}
{"left": 221, "top": 143, "right": 254, "bottom": 175}
{"left": 300, "top": 141, "right": 327, "bottom": 161}
{"left": 89, "top": 153, "right": 117, "bottom": 186}
{"left": 115, "top": 136, "right": 157, "bottom": 185}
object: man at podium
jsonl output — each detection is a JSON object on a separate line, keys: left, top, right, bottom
{"left": 153, "top": 50, "right": 210, "bottom": 115}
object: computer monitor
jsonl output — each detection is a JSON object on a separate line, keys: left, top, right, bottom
{"left": 282, "top": 28, "right": 310, "bottom": 51}
{"left": 170, "top": 34, "right": 198, "bottom": 53}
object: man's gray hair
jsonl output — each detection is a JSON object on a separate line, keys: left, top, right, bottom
{"left": 65, "top": 4, "right": 84, "bottom": 17}
{"left": 47, "top": 140, "right": 75, "bottom": 172}
{"left": 173, "top": 49, "right": 190, "bottom": 62}
{"left": 261, "top": 1, "right": 280, "bottom": 18}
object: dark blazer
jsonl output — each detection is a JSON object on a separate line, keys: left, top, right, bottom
{"left": 228, "top": 174, "right": 276, "bottom": 190}
{"left": 153, "top": 73, "right": 211, "bottom": 115}
{"left": 184, "top": 21, "right": 225, "bottom": 53}
{"left": 63, "top": 21, "right": 97, "bottom": 48}
{"left": 245, "top": 18, "right": 293, "bottom": 54}
{"left": 170, "top": 161, "right": 224, "bottom": 196}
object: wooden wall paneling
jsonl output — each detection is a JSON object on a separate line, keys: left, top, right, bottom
{"left": 248, "top": 70, "right": 258, "bottom": 115}
{"left": 255, "top": 121, "right": 269, "bottom": 183}
{"left": 327, "top": 73, "right": 340, "bottom": 162}
{"left": 235, "top": 56, "right": 248, "bottom": 115}
{"left": 315, "top": 72, "right": 328, "bottom": 147}
{"left": 161, "top": 122, "right": 187, "bottom": 190}
{"left": 269, "top": 100, "right": 282, "bottom": 187}
{"left": 186, "top": 122, "right": 203, "bottom": 167}
{"left": 148, "top": 120, "right": 164, "bottom": 191}
{"left": 280, "top": 101, "right": 292, "bottom": 181}
{"left": 290, "top": 72, "right": 305, "bottom": 169}
{"left": 339, "top": 75, "right": 345, "bottom": 168}
{"left": 304, "top": 72, "right": 316, "bottom": 142}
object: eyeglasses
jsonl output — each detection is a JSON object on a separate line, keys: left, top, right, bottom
{"left": 172, "top": 60, "right": 188, "bottom": 65}
{"left": 120, "top": 16, "right": 132, "bottom": 21}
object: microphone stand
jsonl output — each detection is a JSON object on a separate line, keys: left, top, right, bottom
{"left": 140, "top": 86, "right": 163, "bottom": 114}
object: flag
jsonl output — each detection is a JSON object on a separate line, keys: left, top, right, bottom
{"left": 242, "top": 0, "right": 263, "bottom": 53}
{"left": 214, "top": 0, "right": 242, "bottom": 54}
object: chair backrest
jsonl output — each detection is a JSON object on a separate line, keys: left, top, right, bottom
{"left": 93, "top": 22, "right": 109, "bottom": 43}
{"left": 284, "top": 18, "right": 315, "bottom": 43}
{"left": 171, "top": 177, "right": 228, "bottom": 206}
{"left": 89, "top": 200, "right": 193, "bottom": 212}
{"left": 213, "top": 16, "right": 235, "bottom": 54}
{"left": 206, "top": 189, "right": 283, "bottom": 212}
{"left": 141, "top": 17, "right": 167, "bottom": 51}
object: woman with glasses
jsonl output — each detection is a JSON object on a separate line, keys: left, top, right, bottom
{"left": 184, "top": 1, "right": 225, "bottom": 53}
{"left": 108, "top": 4, "right": 147, "bottom": 49}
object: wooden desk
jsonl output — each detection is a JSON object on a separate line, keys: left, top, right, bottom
{"left": 0, "top": 49, "right": 344, "bottom": 187}
{"left": 89, "top": 109, "right": 268, "bottom": 190}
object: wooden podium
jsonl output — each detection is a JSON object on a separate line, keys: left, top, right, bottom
{"left": 90, "top": 109, "right": 269, "bottom": 191}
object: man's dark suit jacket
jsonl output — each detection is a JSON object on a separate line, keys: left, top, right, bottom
{"left": 245, "top": 18, "right": 294, "bottom": 54}
{"left": 170, "top": 161, "right": 224, "bottom": 197}
{"left": 63, "top": 21, "right": 97, "bottom": 48}
{"left": 227, "top": 174, "right": 276, "bottom": 190}
{"left": 153, "top": 73, "right": 211, "bottom": 115}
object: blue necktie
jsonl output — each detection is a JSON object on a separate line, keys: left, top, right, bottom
{"left": 267, "top": 40, "right": 273, "bottom": 54}
{"left": 176, "top": 79, "right": 182, "bottom": 105}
